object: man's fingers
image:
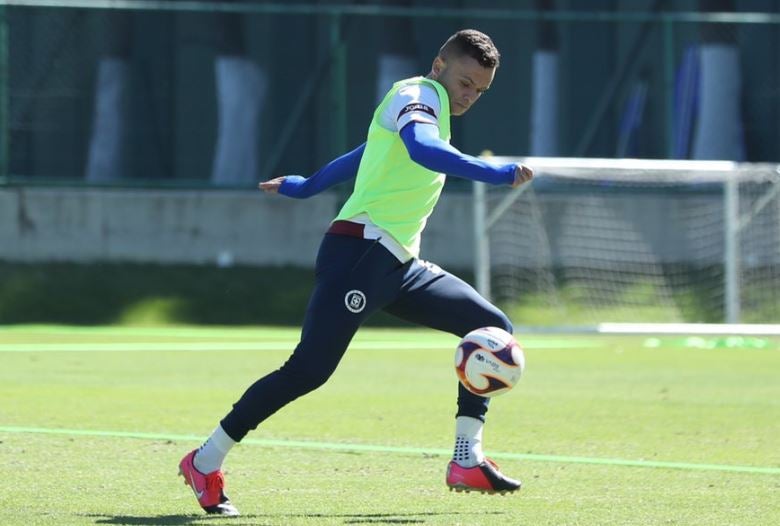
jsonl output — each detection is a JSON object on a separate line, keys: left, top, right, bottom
{"left": 259, "top": 177, "right": 285, "bottom": 193}
{"left": 512, "top": 164, "right": 534, "bottom": 187}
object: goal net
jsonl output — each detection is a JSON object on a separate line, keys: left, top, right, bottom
{"left": 473, "top": 157, "right": 780, "bottom": 328}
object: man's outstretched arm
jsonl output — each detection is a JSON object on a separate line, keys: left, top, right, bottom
{"left": 259, "top": 142, "right": 366, "bottom": 198}
{"left": 400, "top": 122, "right": 532, "bottom": 187}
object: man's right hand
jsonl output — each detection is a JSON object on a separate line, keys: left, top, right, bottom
{"left": 258, "top": 176, "right": 286, "bottom": 194}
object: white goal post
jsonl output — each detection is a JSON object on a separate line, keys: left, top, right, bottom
{"left": 473, "top": 157, "right": 780, "bottom": 330}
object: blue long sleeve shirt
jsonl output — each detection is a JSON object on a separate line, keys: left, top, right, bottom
{"left": 277, "top": 122, "right": 516, "bottom": 198}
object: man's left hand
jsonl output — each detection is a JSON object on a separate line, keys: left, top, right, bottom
{"left": 512, "top": 164, "right": 534, "bottom": 188}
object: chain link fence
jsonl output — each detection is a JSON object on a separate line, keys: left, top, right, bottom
{"left": 1, "top": 1, "right": 780, "bottom": 186}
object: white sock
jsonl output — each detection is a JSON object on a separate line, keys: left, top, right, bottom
{"left": 193, "top": 424, "right": 236, "bottom": 474}
{"left": 452, "top": 416, "right": 486, "bottom": 468}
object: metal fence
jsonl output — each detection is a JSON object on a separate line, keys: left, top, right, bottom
{"left": 2, "top": 1, "right": 780, "bottom": 187}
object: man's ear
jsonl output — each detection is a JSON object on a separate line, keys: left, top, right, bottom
{"left": 431, "top": 56, "right": 445, "bottom": 78}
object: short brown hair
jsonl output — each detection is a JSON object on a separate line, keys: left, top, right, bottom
{"left": 439, "top": 29, "right": 500, "bottom": 68}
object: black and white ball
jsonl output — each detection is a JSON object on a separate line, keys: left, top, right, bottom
{"left": 455, "top": 327, "right": 525, "bottom": 397}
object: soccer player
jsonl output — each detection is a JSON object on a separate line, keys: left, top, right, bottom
{"left": 179, "top": 29, "right": 534, "bottom": 516}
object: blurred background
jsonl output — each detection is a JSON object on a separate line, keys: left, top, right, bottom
{"left": 5, "top": 0, "right": 780, "bottom": 183}
{"left": 0, "top": 0, "right": 778, "bottom": 326}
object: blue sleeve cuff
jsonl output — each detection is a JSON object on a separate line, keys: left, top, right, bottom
{"left": 278, "top": 176, "right": 307, "bottom": 198}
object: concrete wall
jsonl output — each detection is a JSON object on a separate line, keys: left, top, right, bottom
{"left": 0, "top": 187, "right": 334, "bottom": 266}
{"left": 0, "top": 187, "right": 476, "bottom": 268}
{"left": 2, "top": 185, "right": 776, "bottom": 269}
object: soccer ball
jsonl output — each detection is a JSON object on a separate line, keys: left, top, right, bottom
{"left": 454, "top": 327, "right": 525, "bottom": 397}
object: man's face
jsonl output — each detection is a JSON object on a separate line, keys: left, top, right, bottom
{"left": 430, "top": 55, "right": 496, "bottom": 116}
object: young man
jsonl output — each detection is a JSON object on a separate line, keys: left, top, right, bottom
{"left": 179, "top": 29, "right": 533, "bottom": 516}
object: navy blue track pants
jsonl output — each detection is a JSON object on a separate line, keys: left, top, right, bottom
{"left": 221, "top": 231, "right": 513, "bottom": 442}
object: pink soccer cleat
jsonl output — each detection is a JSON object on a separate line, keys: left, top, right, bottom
{"left": 446, "top": 458, "right": 521, "bottom": 494}
{"left": 178, "top": 449, "right": 239, "bottom": 516}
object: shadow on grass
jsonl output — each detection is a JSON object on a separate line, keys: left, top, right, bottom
{"left": 86, "top": 511, "right": 507, "bottom": 525}
{"left": 89, "top": 515, "right": 212, "bottom": 525}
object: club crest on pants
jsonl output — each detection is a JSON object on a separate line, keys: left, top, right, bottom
{"left": 344, "top": 290, "right": 367, "bottom": 313}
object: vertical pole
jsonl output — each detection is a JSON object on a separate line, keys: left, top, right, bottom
{"left": 724, "top": 174, "right": 740, "bottom": 323}
{"left": 663, "top": 17, "right": 675, "bottom": 159}
{"left": 0, "top": 4, "right": 8, "bottom": 179}
{"left": 473, "top": 181, "right": 491, "bottom": 301}
{"left": 329, "top": 13, "right": 347, "bottom": 157}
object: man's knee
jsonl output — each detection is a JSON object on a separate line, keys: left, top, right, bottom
{"left": 478, "top": 306, "right": 513, "bottom": 335}
{"left": 494, "top": 310, "right": 514, "bottom": 334}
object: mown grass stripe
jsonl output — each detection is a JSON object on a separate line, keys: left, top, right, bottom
{"left": 0, "top": 339, "right": 601, "bottom": 352}
{"left": 1, "top": 425, "right": 777, "bottom": 475}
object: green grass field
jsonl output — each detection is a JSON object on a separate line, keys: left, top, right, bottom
{"left": 1, "top": 325, "right": 779, "bottom": 525}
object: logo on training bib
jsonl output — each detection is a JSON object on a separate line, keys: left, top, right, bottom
{"left": 344, "top": 290, "right": 367, "bottom": 313}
